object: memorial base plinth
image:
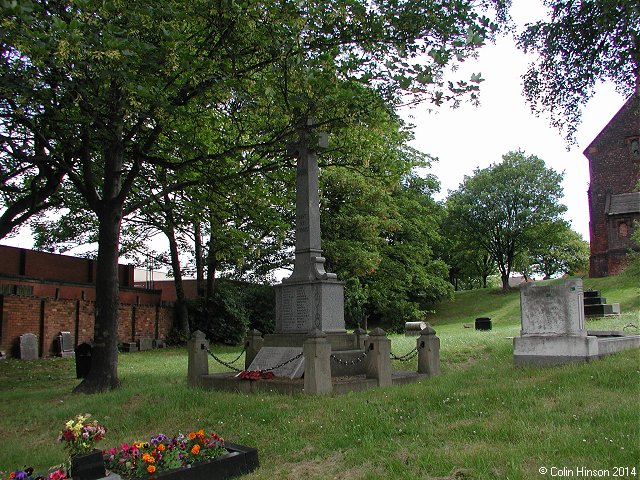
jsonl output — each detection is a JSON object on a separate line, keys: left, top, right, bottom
{"left": 274, "top": 280, "right": 346, "bottom": 334}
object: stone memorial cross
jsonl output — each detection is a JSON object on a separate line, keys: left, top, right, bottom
{"left": 284, "top": 117, "right": 336, "bottom": 283}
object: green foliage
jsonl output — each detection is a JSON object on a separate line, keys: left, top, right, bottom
{"left": 242, "top": 283, "right": 276, "bottom": 335}
{"left": 188, "top": 283, "right": 249, "bottom": 346}
{"left": 517, "top": 0, "right": 640, "bottom": 142}
{"left": 531, "top": 221, "right": 590, "bottom": 278}
{"left": 1, "top": 0, "right": 509, "bottom": 391}
{"left": 186, "top": 281, "right": 275, "bottom": 345}
{"left": 323, "top": 166, "right": 453, "bottom": 330}
{"left": 447, "top": 150, "right": 566, "bottom": 290}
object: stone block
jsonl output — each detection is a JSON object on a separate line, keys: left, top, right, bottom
{"left": 138, "top": 338, "right": 153, "bottom": 351}
{"left": 187, "top": 330, "right": 209, "bottom": 387}
{"left": 520, "top": 279, "right": 585, "bottom": 336}
{"left": 274, "top": 280, "right": 345, "bottom": 333}
{"left": 19, "top": 333, "right": 38, "bottom": 360}
{"left": 417, "top": 325, "right": 440, "bottom": 377}
{"left": 247, "top": 347, "right": 304, "bottom": 379}
{"left": 404, "top": 321, "right": 427, "bottom": 336}
{"left": 513, "top": 335, "right": 599, "bottom": 365}
{"left": 244, "top": 329, "right": 264, "bottom": 370}
{"left": 303, "top": 330, "right": 332, "bottom": 395}
{"left": 121, "top": 342, "right": 138, "bottom": 352}
{"left": 365, "top": 328, "right": 392, "bottom": 387}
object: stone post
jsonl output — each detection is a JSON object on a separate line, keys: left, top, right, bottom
{"left": 244, "top": 329, "right": 264, "bottom": 370}
{"left": 354, "top": 327, "right": 368, "bottom": 349}
{"left": 187, "top": 330, "right": 209, "bottom": 387}
{"left": 303, "top": 329, "right": 332, "bottom": 395}
{"left": 417, "top": 324, "right": 440, "bottom": 377}
{"left": 366, "top": 327, "right": 392, "bottom": 387}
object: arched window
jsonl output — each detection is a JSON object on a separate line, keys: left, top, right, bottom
{"left": 630, "top": 138, "right": 640, "bottom": 160}
{"left": 618, "top": 222, "right": 628, "bottom": 238}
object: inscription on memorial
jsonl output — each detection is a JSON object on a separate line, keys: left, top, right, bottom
{"left": 297, "top": 212, "right": 309, "bottom": 233}
{"left": 281, "top": 286, "right": 312, "bottom": 331}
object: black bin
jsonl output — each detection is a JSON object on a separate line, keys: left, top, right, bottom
{"left": 475, "top": 317, "right": 492, "bottom": 331}
{"left": 75, "top": 342, "right": 92, "bottom": 379}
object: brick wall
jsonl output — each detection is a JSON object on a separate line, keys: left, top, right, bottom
{"left": 0, "top": 245, "right": 134, "bottom": 286}
{"left": 584, "top": 94, "right": 640, "bottom": 277}
{"left": 0, "top": 294, "right": 175, "bottom": 358}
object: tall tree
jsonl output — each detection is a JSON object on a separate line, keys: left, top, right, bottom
{"left": 1, "top": 0, "right": 507, "bottom": 392}
{"left": 447, "top": 151, "right": 566, "bottom": 290}
{"left": 517, "top": 0, "right": 640, "bottom": 142}
{"left": 529, "top": 221, "right": 590, "bottom": 279}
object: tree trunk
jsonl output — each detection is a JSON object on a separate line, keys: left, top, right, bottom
{"left": 500, "top": 271, "right": 509, "bottom": 290}
{"left": 74, "top": 207, "right": 122, "bottom": 393}
{"left": 194, "top": 221, "right": 205, "bottom": 298}
{"left": 206, "top": 254, "right": 218, "bottom": 299}
{"left": 166, "top": 223, "right": 190, "bottom": 336}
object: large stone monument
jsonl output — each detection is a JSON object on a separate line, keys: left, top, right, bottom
{"left": 190, "top": 117, "right": 440, "bottom": 395}
{"left": 513, "top": 278, "right": 640, "bottom": 365}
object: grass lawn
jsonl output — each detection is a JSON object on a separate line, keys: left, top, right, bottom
{"left": 0, "top": 273, "right": 638, "bottom": 479}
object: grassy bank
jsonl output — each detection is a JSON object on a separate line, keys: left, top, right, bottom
{"left": 1, "top": 274, "right": 638, "bottom": 479}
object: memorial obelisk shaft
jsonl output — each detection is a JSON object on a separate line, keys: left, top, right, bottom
{"left": 274, "top": 119, "right": 345, "bottom": 334}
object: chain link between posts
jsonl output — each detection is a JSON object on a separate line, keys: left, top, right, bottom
{"left": 330, "top": 344, "right": 372, "bottom": 366}
{"left": 390, "top": 346, "right": 418, "bottom": 362}
{"left": 259, "top": 352, "right": 304, "bottom": 373}
{"left": 205, "top": 346, "right": 245, "bottom": 373}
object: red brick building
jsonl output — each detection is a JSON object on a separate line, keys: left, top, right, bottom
{"left": 0, "top": 245, "right": 174, "bottom": 357}
{"left": 584, "top": 94, "right": 640, "bottom": 277}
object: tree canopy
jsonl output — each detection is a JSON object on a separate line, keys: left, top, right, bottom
{"left": 1, "top": 0, "right": 508, "bottom": 392}
{"left": 446, "top": 151, "right": 566, "bottom": 290}
{"left": 517, "top": 0, "right": 640, "bottom": 142}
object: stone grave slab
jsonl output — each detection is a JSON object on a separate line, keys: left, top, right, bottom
{"left": 138, "top": 338, "right": 153, "bottom": 351}
{"left": 246, "top": 347, "right": 304, "bottom": 379}
{"left": 58, "top": 331, "right": 75, "bottom": 358}
{"left": 19, "top": 333, "right": 38, "bottom": 360}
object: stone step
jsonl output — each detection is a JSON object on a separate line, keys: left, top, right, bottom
{"left": 584, "top": 297, "right": 606, "bottom": 305}
{"left": 584, "top": 303, "right": 621, "bottom": 316}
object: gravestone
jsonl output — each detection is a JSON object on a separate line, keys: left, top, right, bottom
{"left": 138, "top": 338, "right": 153, "bottom": 351}
{"left": 475, "top": 317, "right": 492, "bottom": 331}
{"left": 57, "top": 331, "right": 75, "bottom": 358}
{"left": 246, "top": 347, "right": 304, "bottom": 379}
{"left": 121, "top": 342, "right": 138, "bottom": 352}
{"left": 513, "top": 279, "right": 598, "bottom": 365}
{"left": 75, "top": 342, "right": 92, "bottom": 379}
{"left": 273, "top": 118, "right": 346, "bottom": 334}
{"left": 19, "top": 333, "right": 38, "bottom": 360}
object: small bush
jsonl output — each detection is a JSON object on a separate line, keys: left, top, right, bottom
{"left": 188, "top": 282, "right": 249, "bottom": 345}
{"left": 242, "top": 284, "right": 275, "bottom": 334}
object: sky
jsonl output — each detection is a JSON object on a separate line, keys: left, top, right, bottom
{"left": 1, "top": 0, "right": 628, "bottom": 253}
{"left": 401, "top": 0, "right": 627, "bottom": 242}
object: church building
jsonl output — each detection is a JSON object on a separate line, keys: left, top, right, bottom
{"left": 584, "top": 93, "right": 640, "bottom": 277}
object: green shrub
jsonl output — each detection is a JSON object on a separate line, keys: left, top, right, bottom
{"left": 188, "top": 282, "right": 249, "bottom": 345}
{"left": 242, "top": 284, "right": 275, "bottom": 334}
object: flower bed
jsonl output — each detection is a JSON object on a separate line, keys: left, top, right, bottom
{"left": 4, "top": 416, "right": 258, "bottom": 480}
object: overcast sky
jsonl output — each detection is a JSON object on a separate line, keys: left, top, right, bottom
{"left": 402, "top": 0, "right": 627, "bottom": 241}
